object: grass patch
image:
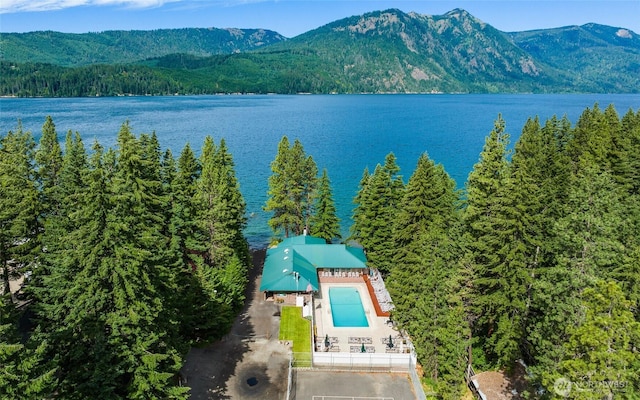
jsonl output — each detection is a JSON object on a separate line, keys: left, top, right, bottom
{"left": 279, "top": 305, "right": 312, "bottom": 366}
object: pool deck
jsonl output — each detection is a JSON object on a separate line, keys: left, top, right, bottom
{"left": 312, "top": 280, "right": 408, "bottom": 354}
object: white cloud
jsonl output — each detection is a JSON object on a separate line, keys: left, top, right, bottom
{"left": 0, "top": 0, "right": 184, "bottom": 13}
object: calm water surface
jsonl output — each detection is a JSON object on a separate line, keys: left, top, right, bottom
{"left": 2, "top": 94, "right": 639, "bottom": 247}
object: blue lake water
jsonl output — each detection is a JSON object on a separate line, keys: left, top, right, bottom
{"left": 1, "top": 94, "right": 639, "bottom": 247}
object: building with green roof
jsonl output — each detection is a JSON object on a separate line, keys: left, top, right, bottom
{"left": 259, "top": 234, "right": 368, "bottom": 296}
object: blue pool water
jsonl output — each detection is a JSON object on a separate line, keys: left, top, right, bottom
{"left": 329, "top": 287, "right": 369, "bottom": 327}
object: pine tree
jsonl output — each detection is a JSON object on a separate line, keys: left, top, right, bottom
{"left": 309, "top": 169, "right": 340, "bottom": 243}
{"left": 31, "top": 130, "right": 88, "bottom": 307}
{"left": 196, "top": 136, "right": 247, "bottom": 267}
{"left": 0, "top": 293, "right": 56, "bottom": 399}
{"left": 213, "top": 139, "right": 249, "bottom": 265}
{"left": 464, "top": 115, "right": 529, "bottom": 367}
{"left": 349, "top": 167, "right": 370, "bottom": 243}
{"left": 171, "top": 143, "right": 204, "bottom": 271}
{"left": 35, "top": 116, "right": 63, "bottom": 218}
{"left": 264, "top": 136, "right": 295, "bottom": 238}
{"left": 37, "top": 124, "right": 189, "bottom": 398}
{"left": 510, "top": 116, "right": 584, "bottom": 387}
{"left": 0, "top": 293, "right": 24, "bottom": 398}
{"left": 555, "top": 165, "right": 624, "bottom": 283}
{"left": 264, "top": 136, "right": 318, "bottom": 239}
{"left": 555, "top": 281, "right": 639, "bottom": 399}
{"left": 387, "top": 153, "right": 468, "bottom": 398}
{"left": 0, "top": 124, "right": 39, "bottom": 297}
{"left": 353, "top": 153, "right": 404, "bottom": 275}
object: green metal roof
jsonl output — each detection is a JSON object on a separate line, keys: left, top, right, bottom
{"left": 259, "top": 235, "right": 368, "bottom": 292}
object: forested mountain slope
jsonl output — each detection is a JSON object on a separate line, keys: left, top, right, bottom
{"left": 1, "top": 8, "right": 639, "bottom": 95}
{"left": 509, "top": 23, "right": 640, "bottom": 92}
{"left": 0, "top": 28, "right": 286, "bottom": 66}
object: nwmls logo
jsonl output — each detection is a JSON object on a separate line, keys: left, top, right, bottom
{"left": 553, "top": 376, "right": 628, "bottom": 397}
{"left": 553, "top": 377, "right": 571, "bottom": 397}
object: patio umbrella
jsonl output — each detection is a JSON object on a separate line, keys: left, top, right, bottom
{"left": 388, "top": 334, "right": 394, "bottom": 348}
{"left": 325, "top": 334, "right": 330, "bottom": 349}
{"left": 361, "top": 343, "right": 366, "bottom": 353}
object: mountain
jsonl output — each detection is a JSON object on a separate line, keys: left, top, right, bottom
{"left": 0, "top": 28, "right": 286, "bottom": 67}
{"left": 261, "top": 8, "right": 554, "bottom": 93}
{"left": 1, "top": 9, "right": 639, "bottom": 95}
{"left": 509, "top": 24, "right": 640, "bottom": 92}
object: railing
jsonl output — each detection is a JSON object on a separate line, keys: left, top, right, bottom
{"left": 408, "top": 356, "right": 428, "bottom": 400}
{"left": 311, "top": 351, "right": 412, "bottom": 372}
{"left": 286, "top": 353, "right": 293, "bottom": 400}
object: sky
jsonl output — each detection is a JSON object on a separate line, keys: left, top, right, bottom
{"left": 1, "top": 0, "right": 639, "bottom": 37}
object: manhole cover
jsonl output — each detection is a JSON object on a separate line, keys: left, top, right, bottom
{"left": 246, "top": 377, "right": 258, "bottom": 387}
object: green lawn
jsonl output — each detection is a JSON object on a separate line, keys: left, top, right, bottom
{"left": 279, "top": 305, "right": 312, "bottom": 366}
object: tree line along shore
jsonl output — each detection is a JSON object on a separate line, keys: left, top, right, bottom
{"left": 2, "top": 103, "right": 640, "bottom": 399}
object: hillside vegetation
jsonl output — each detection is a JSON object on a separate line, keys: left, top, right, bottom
{"left": 1, "top": 8, "right": 639, "bottom": 95}
{"left": 0, "top": 28, "right": 286, "bottom": 66}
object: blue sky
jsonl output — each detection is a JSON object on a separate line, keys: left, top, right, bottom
{"left": 1, "top": 1, "right": 639, "bottom": 37}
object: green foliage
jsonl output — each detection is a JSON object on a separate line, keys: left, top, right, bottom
{"left": 350, "top": 153, "right": 404, "bottom": 274}
{"left": 1, "top": 117, "right": 250, "bottom": 397}
{"left": 1, "top": 28, "right": 286, "bottom": 67}
{"left": 464, "top": 116, "right": 531, "bottom": 367}
{"left": 264, "top": 136, "right": 318, "bottom": 239}
{"left": 0, "top": 123, "right": 39, "bottom": 295}
{"left": 386, "top": 153, "right": 468, "bottom": 399}
{"left": 510, "top": 24, "right": 640, "bottom": 94}
{"left": 2, "top": 102, "right": 639, "bottom": 397}
{"left": 2, "top": 9, "right": 639, "bottom": 96}
{"left": 555, "top": 281, "right": 640, "bottom": 399}
{"left": 309, "top": 169, "right": 341, "bottom": 243}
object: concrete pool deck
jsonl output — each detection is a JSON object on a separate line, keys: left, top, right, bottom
{"left": 313, "top": 281, "right": 409, "bottom": 354}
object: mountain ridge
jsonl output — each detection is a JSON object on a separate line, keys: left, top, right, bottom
{"left": 1, "top": 8, "right": 639, "bottom": 95}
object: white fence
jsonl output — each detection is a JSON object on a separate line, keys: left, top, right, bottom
{"left": 312, "top": 351, "right": 414, "bottom": 371}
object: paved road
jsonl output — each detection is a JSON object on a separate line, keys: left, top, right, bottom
{"left": 182, "top": 249, "right": 290, "bottom": 400}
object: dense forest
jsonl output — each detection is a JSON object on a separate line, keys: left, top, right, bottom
{"left": 350, "top": 104, "right": 640, "bottom": 399}
{"left": 0, "top": 118, "right": 250, "bottom": 398}
{"left": 259, "top": 104, "right": 640, "bottom": 399}
{"left": 2, "top": 9, "right": 639, "bottom": 97}
{"left": 2, "top": 103, "right": 640, "bottom": 398}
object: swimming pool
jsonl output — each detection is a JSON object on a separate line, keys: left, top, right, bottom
{"left": 329, "top": 287, "right": 369, "bottom": 327}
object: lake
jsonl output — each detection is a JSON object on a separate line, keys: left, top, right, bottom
{"left": 1, "top": 94, "right": 639, "bottom": 248}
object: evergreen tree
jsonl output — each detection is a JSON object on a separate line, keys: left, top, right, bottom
{"left": 264, "top": 136, "right": 295, "bottom": 238}
{"left": 0, "top": 293, "right": 24, "bottom": 398}
{"left": 31, "top": 130, "right": 88, "bottom": 306}
{"left": 171, "top": 143, "right": 204, "bottom": 271}
{"left": 213, "top": 139, "right": 249, "bottom": 265}
{"left": 0, "top": 124, "right": 39, "bottom": 297}
{"left": 352, "top": 153, "right": 404, "bottom": 275}
{"left": 555, "top": 281, "right": 639, "bottom": 399}
{"left": 0, "top": 293, "right": 56, "bottom": 399}
{"left": 35, "top": 116, "right": 63, "bottom": 218}
{"left": 37, "top": 125, "right": 189, "bottom": 398}
{"left": 464, "top": 115, "right": 529, "bottom": 367}
{"left": 610, "top": 108, "right": 640, "bottom": 317}
{"left": 264, "top": 136, "right": 318, "bottom": 238}
{"left": 511, "top": 116, "right": 584, "bottom": 388}
{"left": 196, "top": 136, "right": 247, "bottom": 266}
{"left": 387, "top": 153, "right": 468, "bottom": 398}
{"left": 192, "top": 136, "right": 249, "bottom": 338}
{"left": 555, "top": 165, "right": 623, "bottom": 283}
{"left": 309, "top": 169, "right": 340, "bottom": 243}
{"left": 349, "top": 167, "right": 370, "bottom": 243}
